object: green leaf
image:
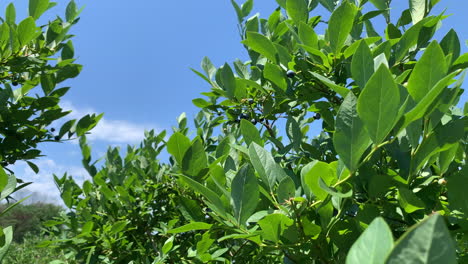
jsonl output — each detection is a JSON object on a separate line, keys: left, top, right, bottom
{"left": 167, "top": 132, "right": 191, "bottom": 165}
{"left": 318, "top": 178, "right": 352, "bottom": 198}
{"left": 110, "top": 220, "right": 129, "bottom": 235}
{"left": 0, "top": 174, "right": 16, "bottom": 200}
{"left": 357, "top": 64, "right": 400, "bottom": 144}
{"left": 5, "top": 3, "right": 16, "bottom": 24}
{"left": 76, "top": 114, "right": 103, "bottom": 137}
{"left": 333, "top": 93, "right": 372, "bottom": 172}
{"left": 311, "top": 72, "right": 349, "bottom": 97}
{"left": 447, "top": 166, "right": 468, "bottom": 215}
{"left": 162, "top": 236, "right": 175, "bottom": 255}
{"left": 240, "top": 119, "right": 263, "bottom": 146}
{"left": 29, "top": 0, "right": 50, "bottom": 19}
{"left": 406, "top": 41, "right": 447, "bottom": 102}
{"left": 40, "top": 74, "right": 56, "bottom": 95}
{"left": 440, "top": 29, "right": 460, "bottom": 64}
{"left": 401, "top": 71, "right": 458, "bottom": 130}
{"left": 179, "top": 175, "right": 227, "bottom": 217}
{"left": 346, "top": 217, "right": 393, "bottom": 264}
{"left": 286, "top": 0, "right": 308, "bottom": 25}
{"left": 242, "top": 32, "right": 278, "bottom": 63}
{"left": 409, "top": 0, "right": 426, "bottom": 25}
{"left": 231, "top": 0, "right": 243, "bottom": 23}
{"left": 411, "top": 119, "right": 464, "bottom": 174}
{"left": 61, "top": 40, "right": 74, "bottom": 60}
{"left": 298, "top": 22, "right": 318, "bottom": 48}
{"left": 65, "top": 0, "right": 79, "bottom": 22}
{"left": 451, "top": 52, "right": 468, "bottom": 72}
{"left": 0, "top": 226, "right": 13, "bottom": 261}
{"left": 328, "top": 1, "right": 358, "bottom": 53}
{"left": 397, "top": 187, "right": 425, "bottom": 213}
{"left": 386, "top": 214, "right": 457, "bottom": 264}
{"left": 241, "top": 0, "right": 254, "bottom": 17}
{"left": 17, "top": 17, "right": 38, "bottom": 45}
{"left": 192, "top": 98, "right": 211, "bottom": 108}
{"left": 301, "top": 161, "right": 335, "bottom": 200}
{"left": 182, "top": 139, "right": 208, "bottom": 177}
{"left": 286, "top": 116, "right": 302, "bottom": 151}
{"left": 220, "top": 63, "right": 236, "bottom": 99}
{"left": 277, "top": 176, "right": 296, "bottom": 203}
{"left": 249, "top": 142, "right": 288, "bottom": 190}
{"left": 201, "top": 57, "right": 216, "bottom": 80}
{"left": 0, "top": 167, "right": 8, "bottom": 192}
{"left": 351, "top": 40, "right": 374, "bottom": 89}
{"left": 395, "top": 17, "right": 432, "bottom": 61}
{"left": 167, "top": 222, "right": 213, "bottom": 234}
{"left": 231, "top": 165, "right": 259, "bottom": 225}
{"left": 318, "top": 0, "right": 335, "bottom": 12}
{"left": 258, "top": 214, "right": 295, "bottom": 243}
{"left": 264, "top": 62, "right": 287, "bottom": 91}
{"left": 26, "top": 161, "right": 39, "bottom": 174}
{"left": 369, "top": 0, "right": 386, "bottom": 10}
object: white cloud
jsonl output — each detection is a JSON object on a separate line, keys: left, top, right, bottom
{"left": 9, "top": 159, "right": 90, "bottom": 205}
{"left": 59, "top": 100, "right": 160, "bottom": 144}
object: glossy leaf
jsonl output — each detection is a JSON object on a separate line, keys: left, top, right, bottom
{"left": 386, "top": 214, "right": 457, "bottom": 264}
{"left": 333, "top": 93, "right": 372, "bottom": 172}
{"left": 301, "top": 161, "right": 335, "bottom": 200}
{"left": 447, "top": 166, "right": 468, "bottom": 215}
{"left": 167, "top": 132, "right": 191, "bottom": 165}
{"left": 411, "top": 119, "right": 464, "bottom": 174}
{"left": 18, "top": 17, "right": 38, "bottom": 45}
{"left": 264, "top": 62, "right": 287, "bottom": 91}
{"left": 440, "top": 29, "right": 460, "bottom": 64}
{"left": 231, "top": 165, "right": 259, "bottom": 225}
{"left": 242, "top": 32, "right": 277, "bottom": 63}
{"left": 351, "top": 41, "right": 374, "bottom": 89}
{"left": 406, "top": 41, "right": 447, "bottom": 102}
{"left": 221, "top": 63, "right": 236, "bottom": 99}
{"left": 311, "top": 72, "right": 349, "bottom": 97}
{"left": 299, "top": 22, "right": 318, "bottom": 48}
{"left": 182, "top": 139, "right": 208, "bottom": 177}
{"left": 0, "top": 174, "right": 16, "bottom": 200}
{"left": 397, "top": 187, "right": 425, "bottom": 213}
{"left": 179, "top": 175, "right": 227, "bottom": 217}
{"left": 286, "top": 116, "right": 302, "bottom": 151}
{"left": 328, "top": 1, "right": 358, "bottom": 53}
{"left": 286, "top": 0, "right": 308, "bottom": 25}
{"left": 167, "top": 222, "right": 213, "bottom": 234}
{"left": 249, "top": 142, "right": 288, "bottom": 190}
{"left": 29, "top": 0, "right": 50, "bottom": 19}
{"left": 0, "top": 226, "right": 13, "bottom": 261}
{"left": 409, "top": 0, "right": 426, "bottom": 24}
{"left": 401, "top": 71, "right": 458, "bottom": 130}
{"left": 346, "top": 217, "right": 393, "bottom": 264}
{"left": 258, "top": 214, "right": 295, "bottom": 243}
{"left": 357, "top": 64, "right": 400, "bottom": 144}
{"left": 240, "top": 119, "right": 263, "bottom": 146}
{"left": 277, "top": 176, "right": 296, "bottom": 203}
{"left": 5, "top": 3, "right": 16, "bottom": 24}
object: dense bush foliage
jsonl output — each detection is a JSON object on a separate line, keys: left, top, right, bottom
{"left": 48, "top": 0, "right": 468, "bottom": 263}
{"left": 0, "top": 202, "right": 63, "bottom": 242}
{"left": 3, "top": 233, "right": 70, "bottom": 264}
{"left": 0, "top": 0, "right": 101, "bottom": 260}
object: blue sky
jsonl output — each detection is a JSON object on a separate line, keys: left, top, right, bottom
{"left": 5, "top": 0, "right": 467, "bottom": 203}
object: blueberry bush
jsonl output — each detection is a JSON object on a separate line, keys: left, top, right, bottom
{"left": 49, "top": 0, "right": 468, "bottom": 263}
{"left": 0, "top": 0, "right": 101, "bottom": 260}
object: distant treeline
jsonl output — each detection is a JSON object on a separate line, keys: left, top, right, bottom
{"left": 0, "top": 203, "right": 64, "bottom": 242}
